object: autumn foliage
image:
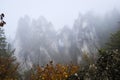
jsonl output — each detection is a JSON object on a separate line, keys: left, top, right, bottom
{"left": 0, "top": 13, "right": 120, "bottom": 80}
{"left": 0, "top": 13, "right": 6, "bottom": 27}
{"left": 0, "top": 56, "right": 19, "bottom": 80}
{"left": 30, "top": 61, "right": 79, "bottom": 80}
{"left": 0, "top": 15, "right": 19, "bottom": 80}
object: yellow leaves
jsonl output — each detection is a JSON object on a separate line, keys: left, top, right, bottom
{"left": 42, "top": 77, "right": 45, "bottom": 80}
{"left": 63, "top": 72, "right": 68, "bottom": 78}
{"left": 30, "top": 61, "right": 79, "bottom": 80}
{"left": 0, "top": 56, "right": 19, "bottom": 80}
{"left": 70, "top": 65, "right": 79, "bottom": 74}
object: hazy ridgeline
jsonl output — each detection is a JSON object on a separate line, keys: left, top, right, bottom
{"left": 14, "top": 10, "right": 120, "bottom": 67}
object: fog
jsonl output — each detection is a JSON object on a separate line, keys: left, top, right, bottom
{"left": 1, "top": 0, "right": 120, "bottom": 39}
{"left": 14, "top": 9, "right": 120, "bottom": 67}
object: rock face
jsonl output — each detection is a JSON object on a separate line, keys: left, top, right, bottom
{"left": 14, "top": 11, "right": 120, "bottom": 67}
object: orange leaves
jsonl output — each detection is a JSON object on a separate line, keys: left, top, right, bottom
{"left": 0, "top": 57, "right": 19, "bottom": 80}
{"left": 30, "top": 61, "right": 79, "bottom": 80}
{"left": 0, "top": 13, "right": 6, "bottom": 27}
{"left": 0, "top": 21, "right": 6, "bottom": 27}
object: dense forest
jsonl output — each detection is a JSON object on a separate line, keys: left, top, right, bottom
{"left": 0, "top": 10, "right": 120, "bottom": 80}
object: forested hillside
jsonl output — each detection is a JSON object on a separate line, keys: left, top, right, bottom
{"left": 0, "top": 10, "right": 120, "bottom": 80}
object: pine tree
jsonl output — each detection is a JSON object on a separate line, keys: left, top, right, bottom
{"left": 96, "top": 29, "right": 120, "bottom": 80}
{"left": 106, "top": 30, "right": 120, "bottom": 51}
{"left": 0, "top": 16, "right": 19, "bottom": 79}
{"left": 68, "top": 29, "right": 120, "bottom": 80}
{"left": 96, "top": 49, "right": 120, "bottom": 80}
{"left": 0, "top": 28, "right": 7, "bottom": 57}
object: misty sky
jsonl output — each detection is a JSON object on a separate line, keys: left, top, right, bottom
{"left": 0, "top": 0, "right": 120, "bottom": 40}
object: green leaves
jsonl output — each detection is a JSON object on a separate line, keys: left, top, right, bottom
{"left": 68, "top": 29, "right": 120, "bottom": 80}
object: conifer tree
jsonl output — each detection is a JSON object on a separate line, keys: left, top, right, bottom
{"left": 106, "top": 30, "right": 120, "bottom": 51}
{"left": 0, "top": 14, "right": 19, "bottom": 80}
